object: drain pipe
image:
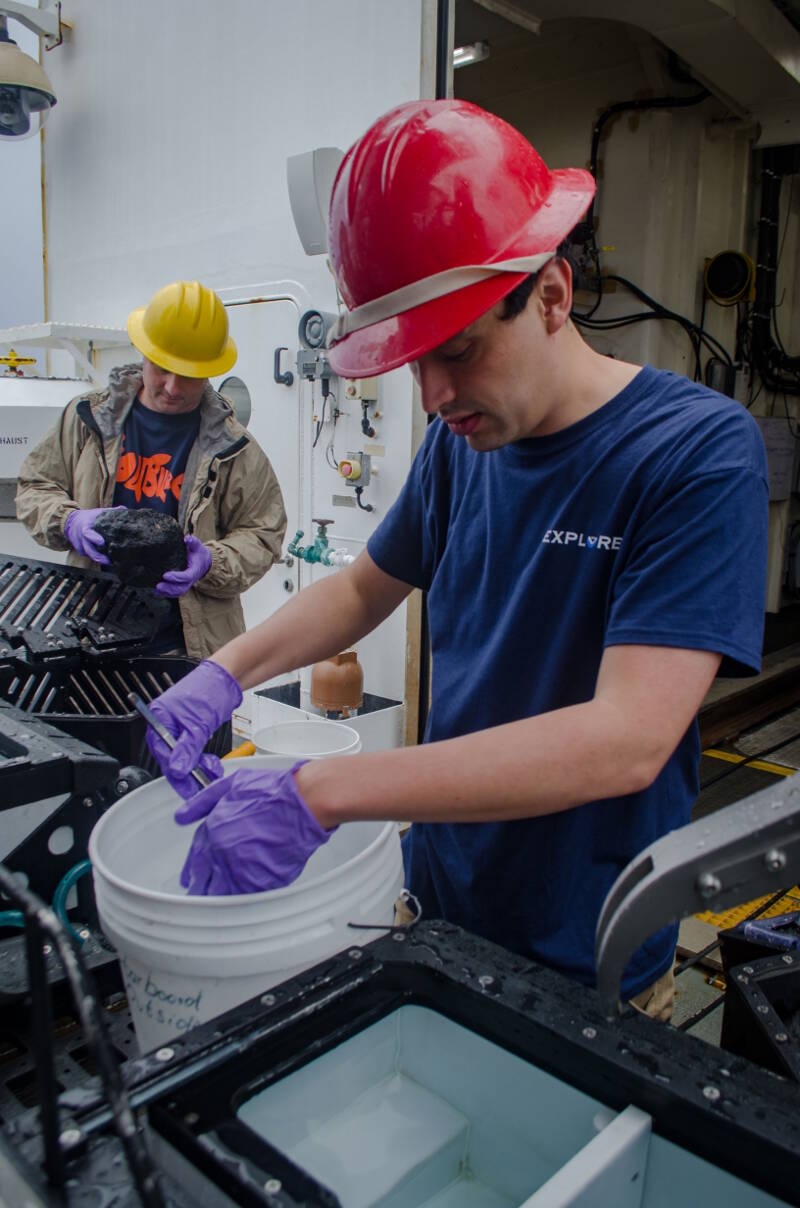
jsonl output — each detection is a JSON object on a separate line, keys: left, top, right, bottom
{"left": 416, "top": 0, "right": 451, "bottom": 744}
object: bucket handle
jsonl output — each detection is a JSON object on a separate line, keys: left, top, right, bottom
{"left": 347, "top": 888, "right": 421, "bottom": 934}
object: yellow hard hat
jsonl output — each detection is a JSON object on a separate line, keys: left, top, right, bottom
{"left": 127, "top": 281, "right": 237, "bottom": 378}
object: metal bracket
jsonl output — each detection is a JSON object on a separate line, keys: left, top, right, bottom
{"left": 595, "top": 771, "right": 800, "bottom": 1019}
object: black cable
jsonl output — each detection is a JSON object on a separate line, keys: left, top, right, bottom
{"left": 0, "top": 865, "right": 165, "bottom": 1206}
{"left": 573, "top": 86, "right": 711, "bottom": 321}
{"left": 354, "top": 485, "right": 374, "bottom": 512}
{"left": 312, "top": 392, "right": 327, "bottom": 449}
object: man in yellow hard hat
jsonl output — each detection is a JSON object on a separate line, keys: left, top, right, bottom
{"left": 16, "top": 280, "right": 287, "bottom": 658}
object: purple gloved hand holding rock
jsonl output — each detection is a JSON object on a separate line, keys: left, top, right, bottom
{"left": 64, "top": 506, "right": 125, "bottom": 565}
{"left": 154, "top": 534, "right": 212, "bottom": 597}
{"left": 174, "top": 762, "right": 336, "bottom": 895}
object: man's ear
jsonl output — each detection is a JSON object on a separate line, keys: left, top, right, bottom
{"left": 537, "top": 258, "right": 573, "bottom": 334}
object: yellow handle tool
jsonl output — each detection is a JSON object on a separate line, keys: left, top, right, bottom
{"left": 223, "top": 740, "right": 257, "bottom": 760}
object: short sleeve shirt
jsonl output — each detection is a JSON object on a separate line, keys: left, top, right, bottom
{"left": 367, "top": 367, "right": 769, "bottom": 996}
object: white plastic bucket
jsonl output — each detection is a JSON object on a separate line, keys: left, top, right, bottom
{"left": 88, "top": 755, "right": 403, "bottom": 1052}
{"left": 252, "top": 719, "right": 361, "bottom": 758}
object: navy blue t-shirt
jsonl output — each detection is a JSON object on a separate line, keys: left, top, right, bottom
{"left": 367, "top": 366, "right": 768, "bottom": 997}
{"left": 113, "top": 398, "right": 200, "bottom": 649}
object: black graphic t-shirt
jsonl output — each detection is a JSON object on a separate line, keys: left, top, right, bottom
{"left": 113, "top": 398, "right": 201, "bottom": 652}
{"left": 113, "top": 399, "right": 201, "bottom": 516}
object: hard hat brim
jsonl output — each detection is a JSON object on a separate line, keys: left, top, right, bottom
{"left": 328, "top": 271, "right": 528, "bottom": 379}
{"left": 127, "top": 309, "right": 238, "bottom": 379}
{"left": 328, "top": 168, "right": 595, "bottom": 379}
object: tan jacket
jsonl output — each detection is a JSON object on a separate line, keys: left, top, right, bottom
{"left": 15, "top": 364, "right": 287, "bottom": 659}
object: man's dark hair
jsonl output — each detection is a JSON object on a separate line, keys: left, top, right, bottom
{"left": 499, "top": 238, "right": 576, "bottom": 321}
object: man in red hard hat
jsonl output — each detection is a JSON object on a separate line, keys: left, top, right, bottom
{"left": 145, "top": 101, "right": 768, "bottom": 1019}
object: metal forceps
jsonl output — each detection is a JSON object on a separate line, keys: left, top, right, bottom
{"left": 128, "top": 693, "right": 213, "bottom": 790}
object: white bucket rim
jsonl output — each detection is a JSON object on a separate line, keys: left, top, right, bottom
{"left": 89, "top": 788, "right": 396, "bottom": 907}
{"left": 252, "top": 718, "right": 361, "bottom": 757}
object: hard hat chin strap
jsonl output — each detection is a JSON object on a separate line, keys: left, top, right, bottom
{"left": 329, "top": 251, "right": 556, "bottom": 343}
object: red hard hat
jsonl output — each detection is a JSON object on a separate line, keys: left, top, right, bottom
{"left": 327, "top": 99, "right": 595, "bottom": 378}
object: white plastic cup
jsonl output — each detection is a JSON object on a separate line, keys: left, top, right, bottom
{"left": 88, "top": 755, "right": 402, "bottom": 1052}
{"left": 252, "top": 719, "right": 361, "bottom": 758}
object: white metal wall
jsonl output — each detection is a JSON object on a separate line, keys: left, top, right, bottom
{"left": 37, "top": 0, "right": 431, "bottom": 705}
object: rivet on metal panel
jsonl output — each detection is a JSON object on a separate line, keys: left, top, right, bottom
{"left": 478, "top": 974, "right": 494, "bottom": 988}
{"left": 775, "top": 1032, "right": 789, "bottom": 1043}
{"left": 155, "top": 1047, "right": 174, "bottom": 1062}
{"left": 82, "top": 798, "right": 94, "bottom": 808}
{"left": 264, "top": 1179, "right": 282, "bottom": 1194}
{"left": 582, "top": 1027, "right": 597, "bottom": 1039}
{"left": 782, "top": 954, "right": 794, "bottom": 964}
{"left": 260, "top": 993, "right": 276, "bottom": 1006}
{"left": 59, "top": 1127, "right": 82, "bottom": 1147}
{"left": 757, "top": 1004, "right": 769, "bottom": 1013}
{"left": 764, "top": 848, "right": 787, "bottom": 871}
{"left": 702, "top": 1086, "right": 721, "bottom": 1102}
{"left": 696, "top": 872, "right": 722, "bottom": 899}
{"left": 392, "top": 931, "right": 406, "bottom": 942}
{"left": 348, "top": 948, "right": 363, "bottom": 959}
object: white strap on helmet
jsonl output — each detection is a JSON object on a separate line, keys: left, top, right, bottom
{"left": 329, "top": 251, "right": 556, "bottom": 343}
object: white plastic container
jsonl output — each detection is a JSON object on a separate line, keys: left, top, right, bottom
{"left": 252, "top": 718, "right": 361, "bottom": 758}
{"left": 88, "top": 755, "right": 403, "bottom": 1052}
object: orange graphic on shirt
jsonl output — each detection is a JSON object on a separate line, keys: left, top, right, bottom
{"left": 116, "top": 452, "right": 184, "bottom": 504}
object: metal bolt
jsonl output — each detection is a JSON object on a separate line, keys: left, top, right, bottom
{"left": 742, "top": 966, "right": 754, "bottom": 975}
{"left": 478, "top": 975, "right": 494, "bottom": 988}
{"left": 79, "top": 929, "right": 90, "bottom": 940}
{"left": 757, "top": 1004, "right": 769, "bottom": 1014}
{"left": 116, "top": 780, "right": 129, "bottom": 795}
{"left": 392, "top": 931, "right": 406, "bottom": 942}
{"left": 155, "top": 1047, "right": 174, "bottom": 1062}
{"left": 264, "top": 1179, "right": 282, "bottom": 1194}
{"left": 260, "top": 993, "right": 276, "bottom": 1006}
{"left": 83, "top": 797, "right": 94, "bottom": 808}
{"left": 775, "top": 1032, "right": 789, "bottom": 1043}
{"left": 696, "top": 872, "right": 722, "bottom": 900}
{"left": 42, "top": 945, "right": 52, "bottom": 956}
{"left": 764, "top": 848, "right": 787, "bottom": 872}
{"left": 283, "top": 579, "right": 294, "bottom": 593}
{"left": 582, "top": 1027, "right": 597, "bottom": 1040}
{"left": 59, "top": 1128, "right": 82, "bottom": 1147}
{"left": 348, "top": 948, "right": 363, "bottom": 959}
{"left": 782, "top": 954, "right": 794, "bottom": 965}
{"left": 702, "top": 1086, "right": 721, "bottom": 1102}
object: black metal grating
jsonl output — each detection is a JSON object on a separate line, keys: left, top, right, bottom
{"left": 0, "top": 656, "right": 231, "bottom": 773}
{"left": 0, "top": 553, "right": 168, "bottom": 663}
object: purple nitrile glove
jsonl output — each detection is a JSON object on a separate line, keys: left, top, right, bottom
{"left": 145, "top": 660, "right": 243, "bottom": 799}
{"left": 154, "top": 534, "right": 213, "bottom": 598}
{"left": 174, "top": 762, "right": 336, "bottom": 896}
{"left": 64, "top": 506, "right": 125, "bottom": 565}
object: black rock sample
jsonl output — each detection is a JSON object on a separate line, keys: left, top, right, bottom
{"left": 94, "top": 509, "right": 187, "bottom": 588}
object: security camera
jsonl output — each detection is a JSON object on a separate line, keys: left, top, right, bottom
{"left": 0, "top": 9, "right": 58, "bottom": 142}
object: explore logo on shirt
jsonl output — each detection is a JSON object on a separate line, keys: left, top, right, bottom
{"left": 542, "top": 529, "right": 622, "bottom": 551}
